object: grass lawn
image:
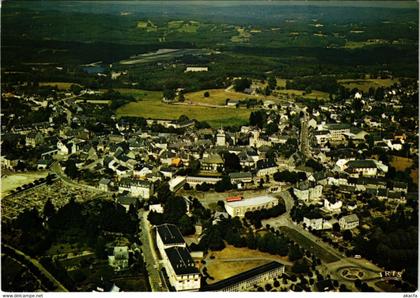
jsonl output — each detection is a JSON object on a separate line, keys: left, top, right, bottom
{"left": 276, "top": 89, "right": 329, "bottom": 100}
{"left": 205, "top": 245, "right": 290, "bottom": 282}
{"left": 338, "top": 78, "right": 398, "bottom": 92}
{"left": 207, "top": 259, "right": 269, "bottom": 283}
{"left": 279, "top": 227, "right": 339, "bottom": 263}
{"left": 115, "top": 88, "right": 251, "bottom": 127}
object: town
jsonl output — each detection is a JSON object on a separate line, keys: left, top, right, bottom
{"left": 1, "top": 0, "right": 418, "bottom": 294}
{"left": 1, "top": 73, "right": 418, "bottom": 293}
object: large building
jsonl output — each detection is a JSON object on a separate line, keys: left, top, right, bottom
{"left": 224, "top": 195, "right": 278, "bottom": 217}
{"left": 118, "top": 178, "right": 154, "bottom": 199}
{"left": 156, "top": 224, "right": 201, "bottom": 291}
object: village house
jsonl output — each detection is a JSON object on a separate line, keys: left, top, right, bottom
{"left": 108, "top": 246, "right": 129, "bottom": 271}
{"left": 339, "top": 214, "right": 359, "bottom": 230}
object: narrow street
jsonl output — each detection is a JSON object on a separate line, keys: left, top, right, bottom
{"left": 138, "top": 210, "right": 167, "bottom": 292}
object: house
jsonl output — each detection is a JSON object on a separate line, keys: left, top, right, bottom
{"left": 339, "top": 214, "right": 359, "bottom": 230}
{"left": 256, "top": 159, "right": 278, "bottom": 177}
{"left": 201, "top": 154, "right": 224, "bottom": 172}
{"left": 25, "top": 131, "right": 44, "bottom": 147}
{"left": 229, "top": 172, "right": 253, "bottom": 189}
{"left": 344, "top": 160, "right": 378, "bottom": 177}
{"left": 322, "top": 198, "right": 342, "bottom": 213}
{"left": 303, "top": 217, "right": 325, "bottom": 230}
{"left": 37, "top": 159, "right": 53, "bottom": 170}
{"left": 118, "top": 178, "right": 154, "bottom": 199}
{"left": 108, "top": 246, "right": 129, "bottom": 271}
{"left": 293, "top": 183, "right": 323, "bottom": 203}
{"left": 98, "top": 178, "right": 111, "bottom": 192}
{"left": 149, "top": 204, "right": 164, "bottom": 213}
{"left": 116, "top": 195, "right": 138, "bottom": 211}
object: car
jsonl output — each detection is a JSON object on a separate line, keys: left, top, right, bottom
{"left": 354, "top": 255, "right": 361, "bottom": 259}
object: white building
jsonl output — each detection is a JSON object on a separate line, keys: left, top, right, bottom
{"left": 216, "top": 128, "right": 226, "bottom": 146}
{"left": 156, "top": 224, "right": 201, "bottom": 291}
{"left": 118, "top": 179, "right": 154, "bottom": 199}
{"left": 169, "top": 176, "right": 186, "bottom": 191}
{"left": 225, "top": 195, "right": 278, "bottom": 217}
{"left": 339, "top": 214, "right": 359, "bottom": 230}
{"left": 108, "top": 246, "right": 129, "bottom": 271}
{"left": 322, "top": 199, "right": 342, "bottom": 213}
{"left": 185, "top": 67, "right": 208, "bottom": 72}
{"left": 293, "top": 184, "right": 323, "bottom": 203}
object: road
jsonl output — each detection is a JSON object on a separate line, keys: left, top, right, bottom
{"left": 262, "top": 190, "right": 386, "bottom": 291}
{"left": 50, "top": 161, "right": 102, "bottom": 192}
{"left": 3, "top": 244, "right": 68, "bottom": 292}
{"left": 138, "top": 210, "right": 168, "bottom": 292}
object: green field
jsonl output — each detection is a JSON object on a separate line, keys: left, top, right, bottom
{"left": 279, "top": 226, "right": 339, "bottom": 264}
{"left": 184, "top": 88, "right": 278, "bottom": 105}
{"left": 115, "top": 88, "right": 251, "bottom": 127}
{"left": 338, "top": 79, "right": 399, "bottom": 92}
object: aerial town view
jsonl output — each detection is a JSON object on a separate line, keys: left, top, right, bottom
{"left": 0, "top": 0, "right": 418, "bottom": 295}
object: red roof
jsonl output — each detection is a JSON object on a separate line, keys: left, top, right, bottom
{"left": 226, "top": 196, "right": 243, "bottom": 202}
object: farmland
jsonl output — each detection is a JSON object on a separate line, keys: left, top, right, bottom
{"left": 337, "top": 79, "right": 399, "bottom": 92}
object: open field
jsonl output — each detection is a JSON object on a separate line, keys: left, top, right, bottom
{"left": 279, "top": 227, "right": 340, "bottom": 263}
{"left": 338, "top": 79, "right": 399, "bottom": 92}
{"left": 206, "top": 245, "right": 290, "bottom": 282}
{"left": 207, "top": 259, "right": 269, "bottom": 282}
{"left": 1, "top": 171, "right": 48, "bottom": 198}
{"left": 184, "top": 88, "right": 277, "bottom": 105}
{"left": 39, "top": 82, "right": 76, "bottom": 90}
{"left": 115, "top": 88, "right": 251, "bottom": 127}
{"left": 276, "top": 89, "right": 329, "bottom": 100}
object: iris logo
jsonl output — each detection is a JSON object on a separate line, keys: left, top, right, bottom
{"left": 379, "top": 270, "right": 404, "bottom": 280}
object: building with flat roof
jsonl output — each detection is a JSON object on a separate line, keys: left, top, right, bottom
{"left": 155, "top": 224, "right": 201, "bottom": 291}
{"left": 156, "top": 224, "right": 186, "bottom": 249}
{"left": 163, "top": 246, "right": 201, "bottom": 291}
{"left": 224, "top": 195, "right": 278, "bottom": 217}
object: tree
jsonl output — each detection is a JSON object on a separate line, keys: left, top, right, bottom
{"left": 204, "top": 91, "right": 210, "bottom": 97}
{"left": 178, "top": 214, "right": 195, "bottom": 235}
{"left": 214, "top": 176, "right": 233, "bottom": 192}
{"left": 292, "top": 258, "right": 310, "bottom": 274}
{"left": 343, "top": 229, "right": 353, "bottom": 241}
{"left": 223, "top": 152, "right": 241, "bottom": 173}
{"left": 43, "top": 198, "right": 56, "bottom": 219}
{"left": 267, "top": 76, "right": 277, "bottom": 90}
{"left": 333, "top": 222, "right": 341, "bottom": 233}
{"left": 163, "top": 88, "right": 176, "bottom": 101}
{"left": 95, "top": 236, "right": 107, "bottom": 259}
{"left": 233, "top": 78, "right": 251, "bottom": 92}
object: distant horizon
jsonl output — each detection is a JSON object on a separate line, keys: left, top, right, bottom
{"left": 4, "top": 0, "right": 418, "bottom": 10}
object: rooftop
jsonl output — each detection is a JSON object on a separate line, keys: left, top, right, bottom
{"left": 165, "top": 246, "right": 199, "bottom": 276}
{"left": 156, "top": 224, "right": 185, "bottom": 246}
{"left": 225, "top": 195, "right": 277, "bottom": 208}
